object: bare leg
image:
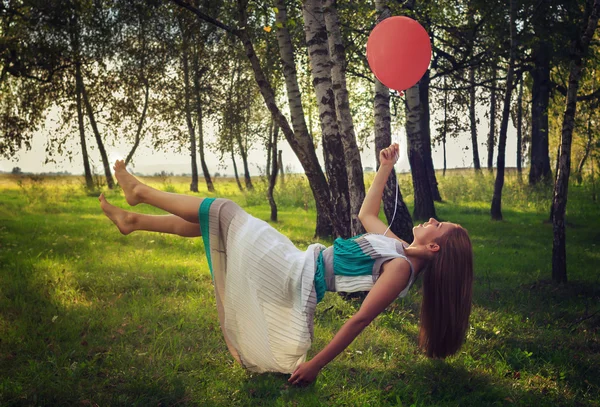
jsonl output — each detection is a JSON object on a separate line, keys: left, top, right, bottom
{"left": 113, "top": 160, "right": 204, "bottom": 223}
{"left": 99, "top": 194, "right": 201, "bottom": 237}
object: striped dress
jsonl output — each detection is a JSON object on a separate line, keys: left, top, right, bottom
{"left": 199, "top": 198, "right": 415, "bottom": 374}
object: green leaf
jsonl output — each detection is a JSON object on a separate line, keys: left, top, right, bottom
{"left": 275, "top": 21, "right": 283, "bottom": 29}
{"left": 273, "top": 7, "right": 279, "bottom": 14}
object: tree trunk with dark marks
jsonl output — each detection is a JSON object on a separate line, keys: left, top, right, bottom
{"left": 552, "top": 0, "right": 600, "bottom": 283}
{"left": 72, "top": 36, "right": 93, "bottom": 189}
{"left": 124, "top": 79, "right": 149, "bottom": 167}
{"left": 575, "top": 103, "right": 595, "bottom": 184}
{"left": 405, "top": 81, "right": 436, "bottom": 220}
{"left": 80, "top": 78, "right": 115, "bottom": 189}
{"left": 268, "top": 123, "right": 279, "bottom": 221}
{"left": 323, "top": 0, "right": 366, "bottom": 236}
{"left": 302, "top": 0, "right": 350, "bottom": 238}
{"left": 278, "top": 150, "right": 284, "bottom": 184}
{"left": 236, "top": 131, "right": 253, "bottom": 191}
{"left": 529, "top": 22, "right": 552, "bottom": 185}
{"left": 373, "top": 0, "right": 414, "bottom": 242}
{"left": 469, "top": 65, "right": 481, "bottom": 171}
{"left": 487, "top": 67, "right": 497, "bottom": 172}
{"left": 273, "top": 0, "right": 332, "bottom": 236}
{"left": 192, "top": 45, "right": 214, "bottom": 192}
{"left": 516, "top": 73, "right": 523, "bottom": 174}
{"left": 419, "top": 70, "right": 441, "bottom": 201}
{"left": 179, "top": 23, "right": 199, "bottom": 193}
{"left": 231, "top": 147, "right": 243, "bottom": 192}
{"left": 491, "top": 0, "right": 517, "bottom": 221}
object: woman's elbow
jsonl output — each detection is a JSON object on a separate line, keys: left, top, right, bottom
{"left": 351, "top": 314, "right": 372, "bottom": 330}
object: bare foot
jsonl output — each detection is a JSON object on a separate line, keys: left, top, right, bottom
{"left": 113, "top": 160, "right": 143, "bottom": 206}
{"left": 99, "top": 193, "right": 135, "bottom": 235}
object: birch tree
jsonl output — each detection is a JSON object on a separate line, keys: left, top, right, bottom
{"left": 551, "top": 0, "right": 600, "bottom": 283}
{"left": 373, "top": 0, "right": 414, "bottom": 241}
{"left": 490, "top": 0, "right": 518, "bottom": 220}
{"left": 323, "top": 0, "right": 366, "bottom": 236}
{"left": 302, "top": 0, "right": 351, "bottom": 238}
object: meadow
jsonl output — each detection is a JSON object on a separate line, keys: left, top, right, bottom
{"left": 0, "top": 169, "right": 599, "bottom": 406}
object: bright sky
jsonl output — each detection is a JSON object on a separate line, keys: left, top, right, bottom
{"left": 1, "top": 108, "right": 520, "bottom": 176}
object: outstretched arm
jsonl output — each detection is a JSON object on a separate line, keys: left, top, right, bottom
{"left": 358, "top": 144, "right": 407, "bottom": 244}
{"left": 288, "top": 258, "right": 411, "bottom": 385}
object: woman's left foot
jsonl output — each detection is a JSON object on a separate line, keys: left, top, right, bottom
{"left": 99, "top": 193, "right": 135, "bottom": 235}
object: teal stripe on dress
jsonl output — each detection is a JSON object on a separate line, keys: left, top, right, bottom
{"left": 333, "top": 236, "right": 375, "bottom": 276}
{"left": 314, "top": 251, "right": 327, "bottom": 303}
{"left": 199, "top": 197, "right": 217, "bottom": 279}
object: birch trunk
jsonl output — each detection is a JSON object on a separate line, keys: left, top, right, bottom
{"left": 278, "top": 150, "right": 284, "bottom": 184}
{"left": 323, "top": 0, "right": 365, "bottom": 236}
{"left": 575, "top": 100, "right": 595, "bottom": 183}
{"left": 71, "top": 22, "right": 93, "bottom": 189}
{"left": 529, "top": 32, "right": 552, "bottom": 185}
{"left": 552, "top": 0, "right": 600, "bottom": 283}
{"left": 266, "top": 120, "right": 273, "bottom": 179}
{"left": 180, "top": 25, "right": 199, "bottom": 193}
{"left": 273, "top": 0, "right": 330, "bottom": 235}
{"left": 192, "top": 44, "right": 214, "bottom": 192}
{"left": 125, "top": 79, "right": 149, "bottom": 167}
{"left": 236, "top": 131, "right": 253, "bottom": 191}
{"left": 442, "top": 77, "right": 448, "bottom": 177}
{"left": 373, "top": 0, "right": 413, "bottom": 242}
{"left": 491, "top": 0, "right": 517, "bottom": 221}
{"left": 487, "top": 67, "right": 497, "bottom": 172}
{"left": 419, "top": 70, "right": 441, "bottom": 201}
{"left": 469, "top": 65, "right": 481, "bottom": 170}
{"left": 268, "top": 123, "right": 280, "bottom": 221}
{"left": 405, "top": 82, "right": 436, "bottom": 220}
{"left": 80, "top": 78, "right": 115, "bottom": 189}
{"left": 302, "top": 0, "right": 351, "bottom": 238}
{"left": 516, "top": 73, "right": 523, "bottom": 174}
{"left": 231, "top": 146, "right": 243, "bottom": 192}
{"left": 125, "top": 13, "right": 149, "bottom": 167}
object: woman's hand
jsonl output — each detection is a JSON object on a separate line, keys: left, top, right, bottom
{"left": 288, "top": 360, "right": 321, "bottom": 386}
{"left": 379, "top": 143, "right": 399, "bottom": 166}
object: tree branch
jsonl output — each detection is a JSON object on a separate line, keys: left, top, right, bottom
{"left": 552, "top": 81, "right": 600, "bottom": 102}
{"left": 169, "top": 0, "right": 238, "bottom": 35}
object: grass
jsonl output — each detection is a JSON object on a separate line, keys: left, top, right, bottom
{"left": 0, "top": 170, "right": 599, "bottom": 406}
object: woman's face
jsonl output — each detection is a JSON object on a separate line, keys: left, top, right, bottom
{"left": 413, "top": 218, "right": 456, "bottom": 246}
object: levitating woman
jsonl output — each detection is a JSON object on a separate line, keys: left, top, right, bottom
{"left": 99, "top": 143, "right": 473, "bottom": 385}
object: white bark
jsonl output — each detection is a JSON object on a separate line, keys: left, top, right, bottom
{"left": 323, "top": 0, "right": 365, "bottom": 236}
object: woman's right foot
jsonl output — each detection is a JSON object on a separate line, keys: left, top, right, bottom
{"left": 113, "top": 160, "right": 143, "bottom": 206}
{"left": 99, "top": 194, "right": 135, "bottom": 235}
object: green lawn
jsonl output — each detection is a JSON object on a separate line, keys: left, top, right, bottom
{"left": 0, "top": 170, "right": 599, "bottom": 406}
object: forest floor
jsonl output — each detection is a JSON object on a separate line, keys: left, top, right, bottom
{"left": 0, "top": 170, "right": 599, "bottom": 406}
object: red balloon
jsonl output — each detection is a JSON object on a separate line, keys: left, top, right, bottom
{"left": 367, "top": 16, "right": 432, "bottom": 92}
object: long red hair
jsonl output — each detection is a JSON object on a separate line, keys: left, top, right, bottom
{"left": 419, "top": 226, "right": 473, "bottom": 358}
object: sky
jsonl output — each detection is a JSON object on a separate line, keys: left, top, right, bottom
{"left": 0, "top": 108, "right": 520, "bottom": 177}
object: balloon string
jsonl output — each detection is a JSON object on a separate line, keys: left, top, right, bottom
{"left": 383, "top": 148, "right": 399, "bottom": 237}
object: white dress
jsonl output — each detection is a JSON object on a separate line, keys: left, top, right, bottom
{"left": 200, "top": 198, "right": 415, "bottom": 374}
{"left": 202, "top": 198, "right": 324, "bottom": 373}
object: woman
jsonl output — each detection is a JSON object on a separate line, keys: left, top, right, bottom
{"left": 99, "top": 143, "right": 473, "bottom": 385}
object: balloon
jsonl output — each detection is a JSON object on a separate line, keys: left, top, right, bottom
{"left": 366, "top": 16, "right": 432, "bottom": 92}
